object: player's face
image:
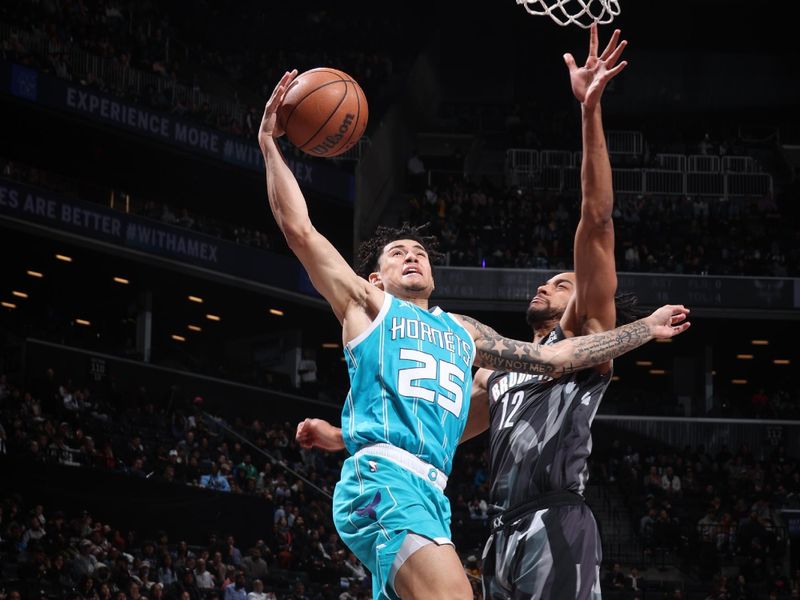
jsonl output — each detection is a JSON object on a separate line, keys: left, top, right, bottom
{"left": 370, "top": 239, "right": 434, "bottom": 298}
{"left": 526, "top": 272, "right": 575, "bottom": 325}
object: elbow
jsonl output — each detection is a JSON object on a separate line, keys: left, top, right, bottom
{"left": 582, "top": 211, "right": 614, "bottom": 230}
{"left": 283, "top": 223, "right": 315, "bottom": 250}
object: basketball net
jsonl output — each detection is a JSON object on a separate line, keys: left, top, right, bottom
{"left": 516, "top": 0, "right": 620, "bottom": 28}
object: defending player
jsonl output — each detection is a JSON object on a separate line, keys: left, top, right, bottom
{"left": 463, "top": 25, "right": 630, "bottom": 599}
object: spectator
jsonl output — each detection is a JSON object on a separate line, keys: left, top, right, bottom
{"left": 194, "top": 558, "right": 215, "bottom": 590}
{"left": 200, "top": 463, "right": 231, "bottom": 492}
{"left": 661, "top": 465, "right": 682, "bottom": 496}
{"left": 158, "top": 553, "right": 178, "bottom": 586}
{"left": 224, "top": 536, "right": 242, "bottom": 567}
{"left": 604, "top": 562, "right": 626, "bottom": 590}
{"left": 341, "top": 552, "right": 367, "bottom": 587}
{"left": 627, "top": 566, "right": 645, "bottom": 592}
{"left": 246, "top": 579, "right": 267, "bottom": 600}
{"left": 168, "top": 568, "right": 201, "bottom": 600}
{"left": 240, "top": 548, "right": 268, "bottom": 584}
{"left": 71, "top": 539, "right": 98, "bottom": 580}
{"left": 209, "top": 551, "right": 228, "bottom": 584}
{"left": 223, "top": 572, "right": 247, "bottom": 600}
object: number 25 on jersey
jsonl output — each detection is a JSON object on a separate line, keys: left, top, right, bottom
{"left": 397, "top": 349, "right": 465, "bottom": 418}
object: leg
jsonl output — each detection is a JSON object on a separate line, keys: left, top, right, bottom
{"left": 393, "top": 542, "right": 473, "bottom": 600}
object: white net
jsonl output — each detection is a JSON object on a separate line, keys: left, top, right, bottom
{"left": 516, "top": 0, "right": 621, "bottom": 28}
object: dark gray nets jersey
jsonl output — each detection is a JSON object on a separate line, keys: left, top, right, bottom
{"left": 482, "top": 325, "right": 611, "bottom": 599}
{"left": 486, "top": 325, "right": 612, "bottom": 510}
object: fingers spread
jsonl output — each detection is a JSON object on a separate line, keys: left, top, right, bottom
{"left": 600, "top": 28, "right": 621, "bottom": 60}
{"left": 604, "top": 61, "right": 628, "bottom": 80}
{"left": 605, "top": 39, "right": 628, "bottom": 69}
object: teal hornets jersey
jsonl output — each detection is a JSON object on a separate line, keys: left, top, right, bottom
{"left": 341, "top": 293, "right": 476, "bottom": 476}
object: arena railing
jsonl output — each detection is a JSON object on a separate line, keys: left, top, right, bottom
{"left": 506, "top": 148, "right": 774, "bottom": 198}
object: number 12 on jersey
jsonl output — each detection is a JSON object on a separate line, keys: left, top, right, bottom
{"left": 397, "top": 349, "right": 465, "bottom": 418}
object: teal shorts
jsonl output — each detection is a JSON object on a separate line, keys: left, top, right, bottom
{"left": 332, "top": 452, "right": 453, "bottom": 600}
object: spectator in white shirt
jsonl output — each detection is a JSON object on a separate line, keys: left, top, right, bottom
{"left": 246, "top": 579, "right": 267, "bottom": 600}
{"left": 661, "top": 466, "right": 682, "bottom": 495}
{"left": 194, "top": 558, "right": 215, "bottom": 590}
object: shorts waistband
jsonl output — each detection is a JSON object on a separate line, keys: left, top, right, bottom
{"left": 353, "top": 443, "right": 448, "bottom": 492}
{"left": 491, "top": 490, "right": 584, "bottom": 533}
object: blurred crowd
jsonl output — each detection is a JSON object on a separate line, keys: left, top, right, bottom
{"left": 0, "top": 0, "right": 403, "bottom": 138}
{"left": 410, "top": 176, "right": 798, "bottom": 277}
{"left": 593, "top": 436, "right": 800, "bottom": 599}
{"left": 0, "top": 365, "right": 372, "bottom": 599}
{"left": 3, "top": 355, "right": 800, "bottom": 600}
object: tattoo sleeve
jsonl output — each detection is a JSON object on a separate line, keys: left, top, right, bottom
{"left": 456, "top": 314, "right": 653, "bottom": 377}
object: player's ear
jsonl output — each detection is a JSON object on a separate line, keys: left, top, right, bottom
{"left": 368, "top": 271, "right": 383, "bottom": 289}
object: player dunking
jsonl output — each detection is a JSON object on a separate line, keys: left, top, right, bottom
{"left": 461, "top": 25, "right": 630, "bottom": 599}
{"left": 261, "top": 70, "right": 689, "bottom": 600}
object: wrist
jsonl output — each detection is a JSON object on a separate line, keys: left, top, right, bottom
{"left": 581, "top": 103, "right": 601, "bottom": 117}
{"left": 259, "top": 134, "right": 278, "bottom": 153}
{"left": 641, "top": 316, "right": 656, "bottom": 339}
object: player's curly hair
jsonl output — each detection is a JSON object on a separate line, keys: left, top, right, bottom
{"left": 355, "top": 222, "right": 445, "bottom": 279}
{"left": 615, "top": 291, "right": 647, "bottom": 326}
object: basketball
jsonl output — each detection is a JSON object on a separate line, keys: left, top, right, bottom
{"left": 278, "top": 68, "right": 369, "bottom": 158}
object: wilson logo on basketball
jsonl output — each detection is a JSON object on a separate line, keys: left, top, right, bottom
{"left": 310, "top": 113, "right": 355, "bottom": 155}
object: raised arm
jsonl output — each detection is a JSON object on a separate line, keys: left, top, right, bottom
{"left": 562, "top": 25, "right": 628, "bottom": 338}
{"left": 454, "top": 304, "right": 689, "bottom": 378}
{"left": 258, "top": 71, "right": 379, "bottom": 325}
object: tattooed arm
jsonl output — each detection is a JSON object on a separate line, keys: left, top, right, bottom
{"left": 453, "top": 304, "right": 690, "bottom": 377}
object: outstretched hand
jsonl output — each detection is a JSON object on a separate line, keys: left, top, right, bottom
{"left": 563, "top": 23, "right": 627, "bottom": 109}
{"left": 257, "top": 69, "right": 298, "bottom": 148}
{"left": 645, "top": 305, "right": 691, "bottom": 339}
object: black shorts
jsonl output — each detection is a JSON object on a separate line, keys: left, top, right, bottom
{"left": 482, "top": 502, "right": 602, "bottom": 600}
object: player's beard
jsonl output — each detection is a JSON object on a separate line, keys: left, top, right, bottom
{"left": 525, "top": 301, "right": 561, "bottom": 327}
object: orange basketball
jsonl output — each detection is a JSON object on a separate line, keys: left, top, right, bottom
{"left": 278, "top": 68, "right": 369, "bottom": 158}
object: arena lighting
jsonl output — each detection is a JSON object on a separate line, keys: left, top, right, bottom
{"left": 188, "top": 295, "right": 204, "bottom": 303}
{"left": 736, "top": 354, "right": 754, "bottom": 360}
{"left": 187, "top": 325, "right": 202, "bottom": 332}
{"left": 635, "top": 360, "right": 653, "bottom": 366}
{"left": 611, "top": 375, "right": 621, "bottom": 382}
{"left": 55, "top": 254, "right": 72, "bottom": 262}
{"left": 75, "top": 319, "right": 91, "bottom": 326}
{"left": 731, "top": 379, "right": 748, "bottom": 385}
{"left": 205, "top": 314, "right": 221, "bottom": 321}
{"left": 751, "top": 340, "right": 769, "bottom": 346}
{"left": 26, "top": 270, "right": 43, "bottom": 278}
{"left": 171, "top": 334, "right": 186, "bottom": 342}
{"left": 12, "top": 291, "right": 28, "bottom": 298}
{"left": 649, "top": 369, "right": 666, "bottom": 375}
{"left": 774, "top": 359, "right": 791, "bottom": 365}
{"left": 321, "top": 343, "right": 339, "bottom": 349}
{"left": 113, "top": 277, "right": 130, "bottom": 284}
{"left": 1, "top": 302, "right": 16, "bottom": 309}
{"left": 269, "top": 308, "right": 284, "bottom": 316}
